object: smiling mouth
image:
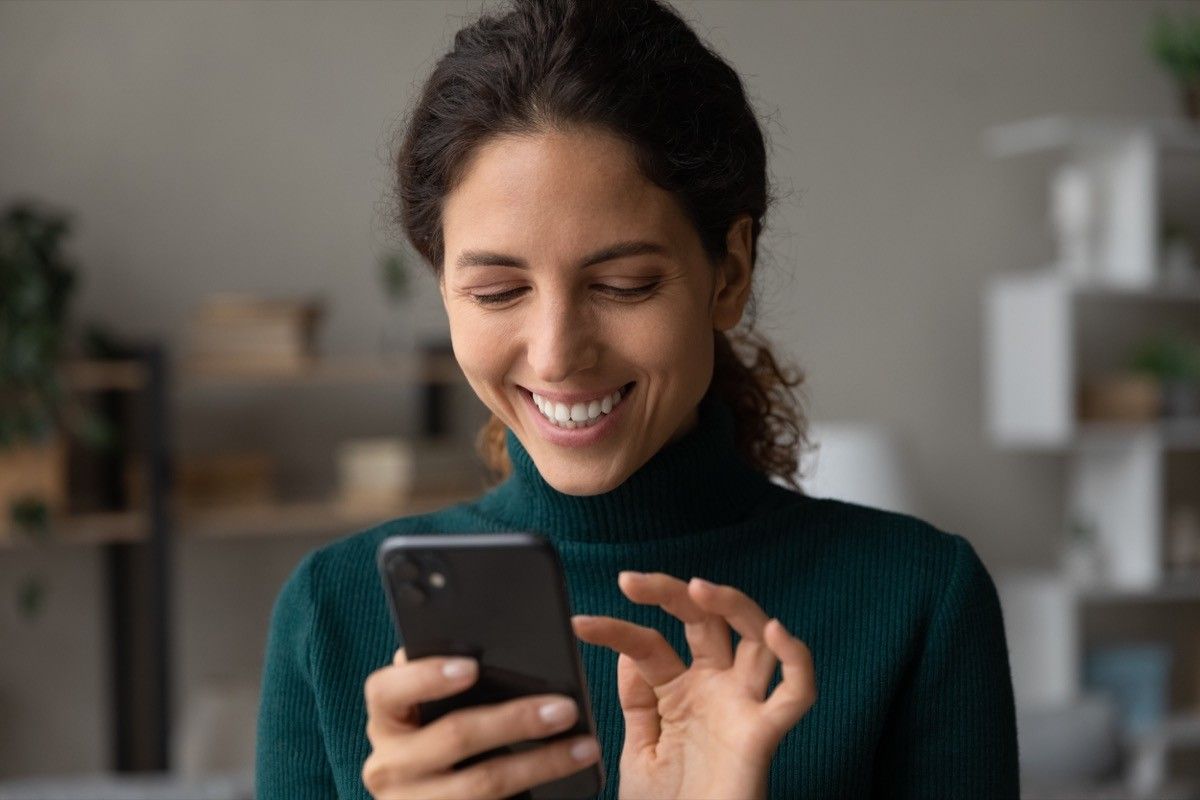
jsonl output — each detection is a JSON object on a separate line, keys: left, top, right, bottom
{"left": 522, "top": 381, "right": 636, "bottom": 429}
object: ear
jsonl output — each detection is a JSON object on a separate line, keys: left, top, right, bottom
{"left": 710, "top": 214, "right": 754, "bottom": 332}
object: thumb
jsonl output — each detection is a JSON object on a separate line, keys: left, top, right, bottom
{"left": 616, "top": 652, "right": 661, "bottom": 755}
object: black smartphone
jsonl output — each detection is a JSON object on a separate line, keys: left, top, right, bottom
{"left": 376, "top": 532, "right": 604, "bottom": 799}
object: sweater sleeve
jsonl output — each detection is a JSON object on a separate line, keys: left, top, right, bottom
{"left": 256, "top": 552, "right": 339, "bottom": 799}
{"left": 870, "top": 534, "right": 1020, "bottom": 799}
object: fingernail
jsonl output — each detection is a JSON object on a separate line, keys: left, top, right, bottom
{"left": 538, "top": 699, "right": 576, "bottom": 725}
{"left": 691, "top": 577, "right": 714, "bottom": 589}
{"left": 442, "top": 658, "right": 476, "bottom": 680}
{"left": 570, "top": 737, "right": 599, "bottom": 762}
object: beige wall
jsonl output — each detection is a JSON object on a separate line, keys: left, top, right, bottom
{"left": 0, "top": 0, "right": 1192, "bottom": 778}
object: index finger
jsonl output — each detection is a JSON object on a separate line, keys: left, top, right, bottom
{"left": 686, "top": 578, "right": 771, "bottom": 642}
{"left": 364, "top": 655, "right": 479, "bottom": 736}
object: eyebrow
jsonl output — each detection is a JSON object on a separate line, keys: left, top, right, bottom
{"left": 454, "top": 240, "right": 669, "bottom": 270}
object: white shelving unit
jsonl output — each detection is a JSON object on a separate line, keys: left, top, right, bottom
{"left": 982, "top": 115, "right": 1200, "bottom": 798}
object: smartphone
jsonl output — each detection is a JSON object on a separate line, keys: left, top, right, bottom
{"left": 377, "top": 532, "right": 604, "bottom": 799}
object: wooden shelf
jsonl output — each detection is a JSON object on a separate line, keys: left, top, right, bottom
{"left": 1072, "top": 276, "right": 1200, "bottom": 303}
{"left": 178, "top": 353, "right": 465, "bottom": 388}
{"left": 0, "top": 487, "right": 485, "bottom": 548}
{"left": 1076, "top": 572, "right": 1200, "bottom": 604}
{"left": 178, "top": 487, "right": 483, "bottom": 539}
{"left": 0, "top": 511, "right": 147, "bottom": 548}
{"left": 1075, "top": 418, "right": 1200, "bottom": 450}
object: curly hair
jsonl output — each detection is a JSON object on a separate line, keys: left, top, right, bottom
{"left": 391, "top": 0, "right": 812, "bottom": 490}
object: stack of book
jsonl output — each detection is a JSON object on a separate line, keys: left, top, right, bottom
{"left": 335, "top": 437, "right": 482, "bottom": 511}
{"left": 188, "top": 294, "right": 324, "bottom": 373}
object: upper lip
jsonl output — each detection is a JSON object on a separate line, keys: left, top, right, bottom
{"left": 521, "top": 382, "right": 633, "bottom": 405}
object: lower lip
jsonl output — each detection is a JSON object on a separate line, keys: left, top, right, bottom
{"left": 521, "top": 382, "right": 635, "bottom": 448}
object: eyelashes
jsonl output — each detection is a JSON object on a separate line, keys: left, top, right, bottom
{"left": 470, "top": 283, "right": 660, "bottom": 307}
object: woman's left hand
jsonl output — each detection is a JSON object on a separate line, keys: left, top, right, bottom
{"left": 571, "top": 571, "right": 816, "bottom": 800}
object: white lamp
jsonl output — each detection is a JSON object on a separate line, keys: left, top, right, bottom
{"left": 786, "top": 422, "right": 919, "bottom": 516}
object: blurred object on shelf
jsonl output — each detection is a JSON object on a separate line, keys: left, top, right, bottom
{"left": 1016, "top": 694, "right": 1122, "bottom": 796}
{"left": 125, "top": 451, "right": 275, "bottom": 511}
{"left": 0, "top": 438, "right": 66, "bottom": 541}
{"left": 174, "top": 678, "right": 258, "bottom": 781}
{"left": 378, "top": 247, "right": 418, "bottom": 361}
{"left": 1161, "top": 222, "right": 1199, "bottom": 287}
{"left": 1078, "top": 374, "right": 1162, "bottom": 422}
{"left": 1050, "top": 163, "right": 1098, "bottom": 281}
{"left": 1166, "top": 506, "right": 1200, "bottom": 575}
{"left": 997, "top": 571, "right": 1080, "bottom": 709}
{"left": 1147, "top": 11, "right": 1200, "bottom": 121}
{"left": 336, "top": 436, "right": 481, "bottom": 512}
{"left": 1063, "top": 515, "right": 1106, "bottom": 588}
{"left": 1085, "top": 643, "right": 1173, "bottom": 738}
{"left": 187, "top": 293, "right": 324, "bottom": 373}
{"left": 177, "top": 452, "right": 274, "bottom": 509}
{"left": 1127, "top": 333, "right": 1200, "bottom": 419}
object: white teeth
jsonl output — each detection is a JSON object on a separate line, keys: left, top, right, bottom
{"left": 532, "top": 385, "right": 628, "bottom": 430}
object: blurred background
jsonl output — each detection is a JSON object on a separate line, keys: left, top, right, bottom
{"left": 2, "top": 1, "right": 1200, "bottom": 798}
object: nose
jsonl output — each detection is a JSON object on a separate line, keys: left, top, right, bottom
{"left": 525, "top": 294, "right": 599, "bottom": 384}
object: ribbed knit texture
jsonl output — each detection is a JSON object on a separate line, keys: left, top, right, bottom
{"left": 256, "top": 389, "right": 1020, "bottom": 799}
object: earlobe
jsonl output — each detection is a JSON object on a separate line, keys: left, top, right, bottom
{"left": 711, "top": 215, "right": 754, "bottom": 332}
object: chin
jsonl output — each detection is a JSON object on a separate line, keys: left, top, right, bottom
{"left": 542, "top": 465, "right": 626, "bottom": 497}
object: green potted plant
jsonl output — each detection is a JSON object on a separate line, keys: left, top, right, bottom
{"left": 0, "top": 201, "right": 80, "bottom": 541}
{"left": 1148, "top": 12, "right": 1200, "bottom": 121}
{"left": 0, "top": 200, "right": 116, "bottom": 618}
{"left": 1127, "top": 332, "right": 1200, "bottom": 418}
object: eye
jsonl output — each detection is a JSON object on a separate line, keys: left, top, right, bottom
{"left": 595, "top": 281, "right": 660, "bottom": 299}
{"left": 469, "top": 282, "right": 659, "bottom": 307}
{"left": 471, "top": 287, "right": 528, "bottom": 306}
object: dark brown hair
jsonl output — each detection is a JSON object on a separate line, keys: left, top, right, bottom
{"left": 391, "top": 0, "right": 811, "bottom": 490}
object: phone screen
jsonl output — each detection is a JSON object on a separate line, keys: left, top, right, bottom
{"left": 377, "top": 532, "right": 604, "bottom": 799}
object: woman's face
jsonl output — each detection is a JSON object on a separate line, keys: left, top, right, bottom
{"left": 439, "top": 127, "right": 753, "bottom": 496}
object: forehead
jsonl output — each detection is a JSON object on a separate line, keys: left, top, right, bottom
{"left": 442, "top": 128, "right": 686, "bottom": 253}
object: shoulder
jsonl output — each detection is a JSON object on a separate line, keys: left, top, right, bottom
{"left": 775, "top": 492, "right": 994, "bottom": 609}
{"left": 274, "top": 498, "right": 497, "bottom": 606}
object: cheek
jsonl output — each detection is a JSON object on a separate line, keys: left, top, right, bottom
{"left": 606, "top": 302, "right": 711, "bottom": 377}
{"left": 446, "top": 307, "right": 512, "bottom": 384}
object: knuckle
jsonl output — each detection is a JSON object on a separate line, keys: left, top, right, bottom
{"left": 439, "top": 714, "right": 474, "bottom": 753}
{"left": 361, "top": 753, "right": 399, "bottom": 793}
{"left": 363, "top": 671, "right": 386, "bottom": 708}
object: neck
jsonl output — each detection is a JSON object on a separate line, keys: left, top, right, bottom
{"left": 473, "top": 389, "right": 780, "bottom": 544}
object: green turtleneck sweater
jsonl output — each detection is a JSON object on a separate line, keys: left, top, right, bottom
{"left": 256, "top": 390, "right": 1020, "bottom": 799}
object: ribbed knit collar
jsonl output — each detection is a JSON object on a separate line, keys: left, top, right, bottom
{"left": 472, "top": 388, "right": 778, "bottom": 544}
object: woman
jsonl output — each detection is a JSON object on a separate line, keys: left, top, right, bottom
{"left": 256, "top": 0, "right": 1020, "bottom": 798}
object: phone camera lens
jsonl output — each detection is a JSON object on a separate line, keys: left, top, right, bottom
{"left": 392, "top": 558, "right": 420, "bottom": 582}
{"left": 397, "top": 582, "right": 426, "bottom": 607}
{"left": 428, "top": 571, "right": 446, "bottom": 589}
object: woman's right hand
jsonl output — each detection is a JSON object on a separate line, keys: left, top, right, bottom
{"left": 361, "top": 647, "right": 602, "bottom": 800}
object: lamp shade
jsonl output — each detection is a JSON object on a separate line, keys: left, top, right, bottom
{"left": 789, "top": 422, "right": 919, "bottom": 516}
